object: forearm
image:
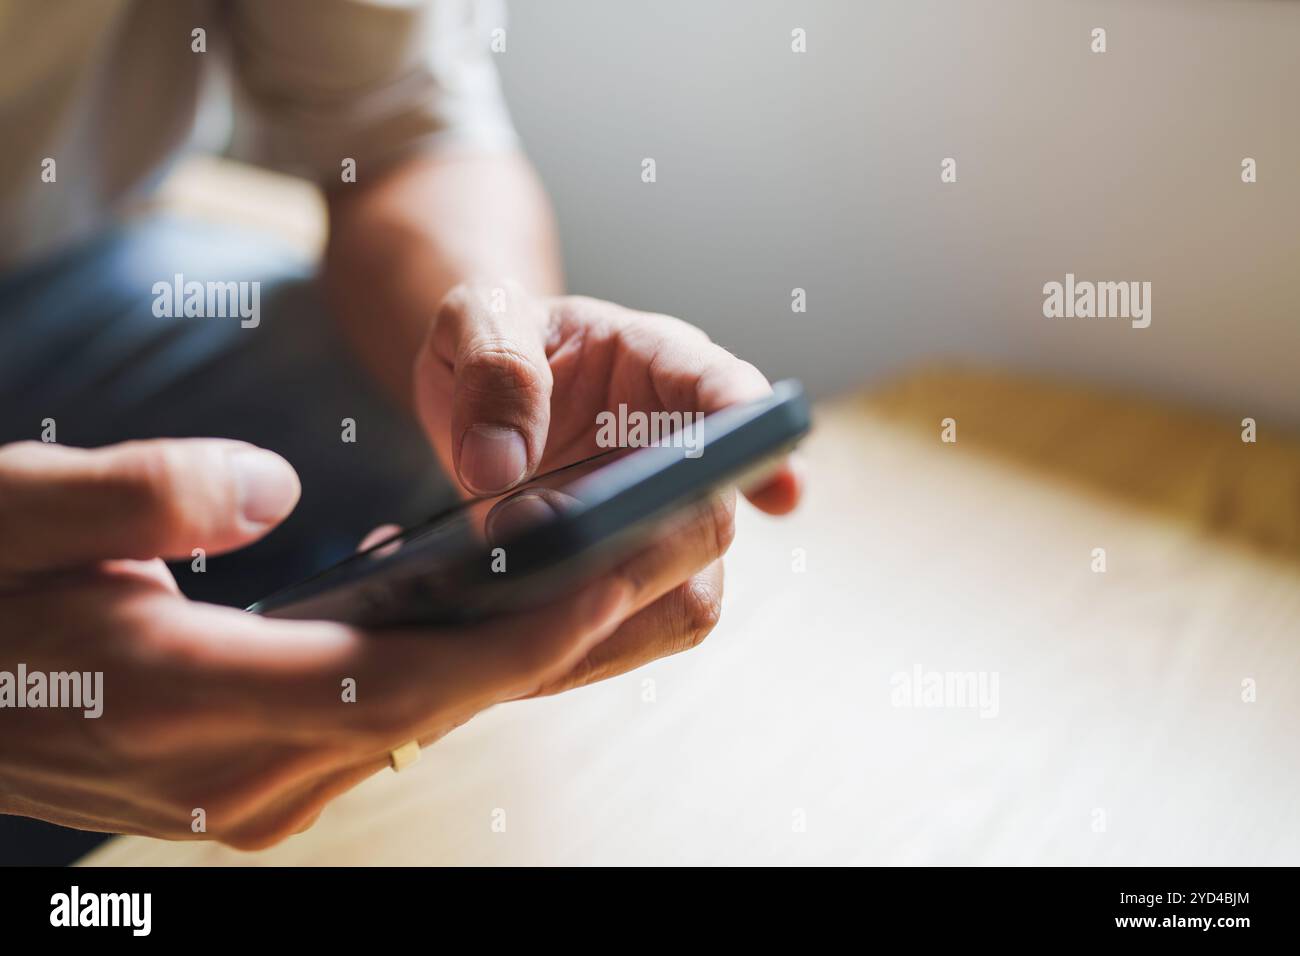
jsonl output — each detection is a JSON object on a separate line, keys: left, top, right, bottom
{"left": 323, "top": 150, "right": 563, "bottom": 412}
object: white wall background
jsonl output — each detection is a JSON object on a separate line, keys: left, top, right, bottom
{"left": 495, "top": 0, "right": 1299, "bottom": 420}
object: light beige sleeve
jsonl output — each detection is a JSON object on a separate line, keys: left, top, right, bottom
{"left": 227, "top": 0, "right": 517, "bottom": 184}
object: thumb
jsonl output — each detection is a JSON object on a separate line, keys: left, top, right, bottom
{"left": 0, "top": 438, "right": 300, "bottom": 573}
{"left": 426, "top": 283, "right": 553, "bottom": 496}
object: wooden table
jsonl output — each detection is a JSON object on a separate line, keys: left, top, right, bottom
{"left": 85, "top": 368, "right": 1300, "bottom": 865}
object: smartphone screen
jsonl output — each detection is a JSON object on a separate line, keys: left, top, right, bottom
{"left": 249, "top": 448, "right": 639, "bottom": 626}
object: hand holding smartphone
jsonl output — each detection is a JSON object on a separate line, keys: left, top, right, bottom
{"left": 249, "top": 381, "right": 810, "bottom": 627}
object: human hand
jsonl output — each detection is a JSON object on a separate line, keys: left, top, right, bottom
{"left": 0, "top": 438, "right": 710, "bottom": 847}
{"left": 411, "top": 283, "right": 804, "bottom": 696}
{"left": 414, "top": 282, "right": 803, "bottom": 511}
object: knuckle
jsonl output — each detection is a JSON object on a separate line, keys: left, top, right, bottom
{"left": 459, "top": 341, "right": 549, "bottom": 398}
{"left": 703, "top": 494, "right": 737, "bottom": 558}
{"left": 549, "top": 296, "right": 623, "bottom": 344}
{"left": 553, "top": 651, "right": 598, "bottom": 695}
{"left": 697, "top": 356, "right": 771, "bottom": 407}
{"left": 434, "top": 284, "right": 475, "bottom": 326}
{"left": 183, "top": 768, "right": 288, "bottom": 835}
{"left": 680, "top": 576, "right": 723, "bottom": 652}
{"left": 184, "top": 791, "right": 249, "bottom": 832}
{"left": 293, "top": 811, "right": 324, "bottom": 836}
{"left": 547, "top": 296, "right": 585, "bottom": 327}
{"left": 216, "top": 783, "right": 336, "bottom": 850}
{"left": 217, "top": 821, "right": 297, "bottom": 852}
{"left": 118, "top": 443, "right": 193, "bottom": 536}
{"left": 656, "top": 312, "right": 712, "bottom": 344}
{"left": 550, "top": 295, "right": 605, "bottom": 325}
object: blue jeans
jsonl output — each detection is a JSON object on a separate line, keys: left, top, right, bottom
{"left": 0, "top": 215, "right": 452, "bottom": 863}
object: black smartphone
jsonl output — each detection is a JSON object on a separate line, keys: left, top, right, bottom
{"left": 248, "top": 380, "right": 811, "bottom": 628}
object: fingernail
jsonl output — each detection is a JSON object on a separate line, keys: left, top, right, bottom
{"left": 229, "top": 449, "right": 301, "bottom": 525}
{"left": 459, "top": 425, "right": 528, "bottom": 495}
